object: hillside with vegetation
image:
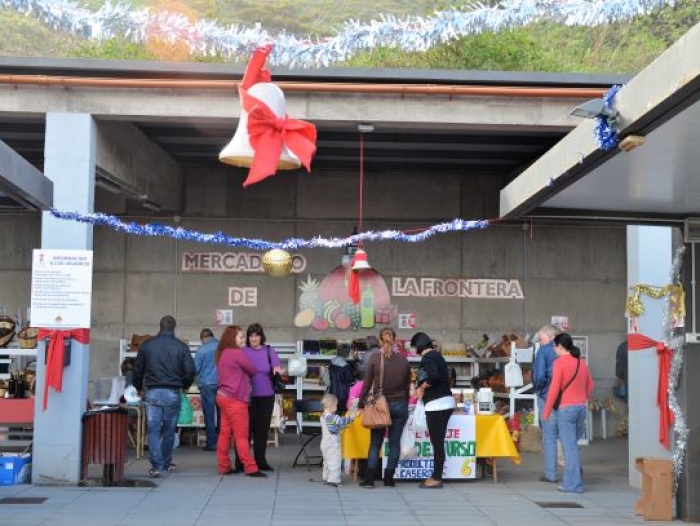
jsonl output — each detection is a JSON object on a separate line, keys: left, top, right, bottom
{"left": 0, "top": 0, "right": 698, "bottom": 74}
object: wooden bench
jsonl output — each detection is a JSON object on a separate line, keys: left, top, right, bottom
{"left": 0, "top": 398, "right": 34, "bottom": 453}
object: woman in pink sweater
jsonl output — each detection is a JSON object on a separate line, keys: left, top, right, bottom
{"left": 543, "top": 333, "right": 594, "bottom": 493}
{"left": 215, "top": 326, "right": 266, "bottom": 478}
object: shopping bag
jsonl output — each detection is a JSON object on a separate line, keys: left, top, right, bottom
{"left": 400, "top": 419, "right": 417, "bottom": 459}
{"left": 413, "top": 400, "right": 427, "bottom": 435}
{"left": 178, "top": 392, "right": 193, "bottom": 425}
{"left": 288, "top": 355, "right": 308, "bottom": 376}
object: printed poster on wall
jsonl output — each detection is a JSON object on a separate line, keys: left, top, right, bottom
{"left": 31, "top": 249, "right": 93, "bottom": 328}
{"left": 384, "top": 414, "right": 476, "bottom": 479}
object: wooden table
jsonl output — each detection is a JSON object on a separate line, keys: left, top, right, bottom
{"left": 121, "top": 403, "right": 146, "bottom": 459}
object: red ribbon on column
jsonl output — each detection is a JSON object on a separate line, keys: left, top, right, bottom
{"left": 37, "top": 329, "right": 90, "bottom": 411}
{"left": 627, "top": 333, "right": 674, "bottom": 449}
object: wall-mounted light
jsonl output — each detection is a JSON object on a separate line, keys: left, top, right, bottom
{"left": 95, "top": 169, "right": 141, "bottom": 198}
{"left": 569, "top": 98, "right": 619, "bottom": 121}
{"left": 95, "top": 178, "right": 122, "bottom": 195}
{"left": 142, "top": 200, "right": 162, "bottom": 212}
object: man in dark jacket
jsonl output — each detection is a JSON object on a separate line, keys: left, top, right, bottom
{"left": 133, "top": 315, "right": 195, "bottom": 477}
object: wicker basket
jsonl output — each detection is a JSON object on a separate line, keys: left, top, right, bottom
{"left": 18, "top": 327, "right": 39, "bottom": 349}
{"left": 0, "top": 315, "right": 16, "bottom": 348}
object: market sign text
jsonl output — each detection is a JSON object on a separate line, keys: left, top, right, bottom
{"left": 385, "top": 415, "right": 477, "bottom": 479}
{"left": 392, "top": 277, "right": 524, "bottom": 299}
{"left": 182, "top": 252, "right": 306, "bottom": 273}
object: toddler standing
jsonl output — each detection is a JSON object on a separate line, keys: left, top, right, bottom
{"left": 320, "top": 393, "right": 356, "bottom": 487}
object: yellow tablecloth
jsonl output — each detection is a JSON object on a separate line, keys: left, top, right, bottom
{"left": 341, "top": 412, "right": 520, "bottom": 464}
{"left": 341, "top": 415, "right": 372, "bottom": 459}
{"left": 475, "top": 414, "right": 521, "bottom": 464}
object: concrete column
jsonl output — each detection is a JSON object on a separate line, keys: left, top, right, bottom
{"left": 33, "top": 113, "right": 95, "bottom": 484}
{"left": 626, "top": 225, "right": 673, "bottom": 488}
{"left": 677, "top": 245, "right": 700, "bottom": 521}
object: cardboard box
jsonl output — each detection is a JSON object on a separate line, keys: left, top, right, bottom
{"left": 0, "top": 454, "right": 32, "bottom": 486}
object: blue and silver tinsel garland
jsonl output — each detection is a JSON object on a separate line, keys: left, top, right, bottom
{"left": 49, "top": 209, "right": 489, "bottom": 249}
{"left": 595, "top": 84, "right": 622, "bottom": 151}
{"left": 0, "top": 0, "right": 677, "bottom": 67}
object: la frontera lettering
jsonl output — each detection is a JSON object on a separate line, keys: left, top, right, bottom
{"left": 391, "top": 278, "right": 524, "bottom": 299}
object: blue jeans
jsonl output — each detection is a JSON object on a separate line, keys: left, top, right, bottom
{"left": 367, "top": 401, "right": 409, "bottom": 473}
{"left": 538, "top": 395, "right": 559, "bottom": 482}
{"left": 199, "top": 384, "right": 219, "bottom": 450}
{"left": 145, "top": 388, "right": 181, "bottom": 471}
{"left": 558, "top": 404, "right": 587, "bottom": 493}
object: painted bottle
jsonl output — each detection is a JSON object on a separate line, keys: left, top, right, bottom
{"left": 360, "top": 284, "right": 375, "bottom": 329}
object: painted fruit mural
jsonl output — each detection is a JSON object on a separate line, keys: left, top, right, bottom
{"left": 295, "top": 265, "right": 394, "bottom": 331}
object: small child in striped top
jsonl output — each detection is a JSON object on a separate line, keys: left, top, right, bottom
{"left": 320, "top": 393, "right": 357, "bottom": 487}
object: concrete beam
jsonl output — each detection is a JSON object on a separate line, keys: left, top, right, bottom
{"left": 499, "top": 22, "right": 700, "bottom": 218}
{"left": 96, "top": 120, "right": 183, "bottom": 212}
{"left": 0, "top": 85, "right": 586, "bottom": 129}
{"left": 0, "top": 138, "right": 52, "bottom": 210}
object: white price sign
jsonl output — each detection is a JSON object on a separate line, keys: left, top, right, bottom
{"left": 30, "top": 249, "right": 93, "bottom": 328}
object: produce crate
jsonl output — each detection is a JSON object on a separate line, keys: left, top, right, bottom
{"left": 0, "top": 453, "right": 31, "bottom": 486}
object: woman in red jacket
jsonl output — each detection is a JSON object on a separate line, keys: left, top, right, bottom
{"left": 215, "top": 325, "right": 266, "bottom": 478}
{"left": 543, "top": 332, "right": 594, "bottom": 493}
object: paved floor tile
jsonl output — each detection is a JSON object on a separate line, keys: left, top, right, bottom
{"left": 0, "top": 436, "right": 653, "bottom": 526}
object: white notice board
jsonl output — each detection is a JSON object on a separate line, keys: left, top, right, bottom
{"left": 30, "top": 249, "right": 93, "bottom": 328}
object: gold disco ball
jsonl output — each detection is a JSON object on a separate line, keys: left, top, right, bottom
{"left": 262, "top": 249, "right": 293, "bottom": 278}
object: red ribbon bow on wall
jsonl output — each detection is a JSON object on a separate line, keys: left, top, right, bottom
{"left": 37, "top": 329, "right": 90, "bottom": 411}
{"left": 627, "top": 333, "right": 674, "bottom": 449}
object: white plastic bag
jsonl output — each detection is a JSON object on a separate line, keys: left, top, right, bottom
{"left": 413, "top": 400, "right": 427, "bottom": 435}
{"left": 400, "top": 419, "right": 417, "bottom": 459}
{"left": 288, "top": 355, "right": 308, "bottom": 376}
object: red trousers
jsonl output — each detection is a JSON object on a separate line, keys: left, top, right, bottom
{"left": 216, "top": 394, "right": 258, "bottom": 474}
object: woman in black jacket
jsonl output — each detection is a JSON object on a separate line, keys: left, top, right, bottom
{"left": 411, "top": 332, "right": 455, "bottom": 489}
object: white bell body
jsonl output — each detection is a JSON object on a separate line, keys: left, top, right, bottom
{"left": 219, "top": 82, "right": 301, "bottom": 170}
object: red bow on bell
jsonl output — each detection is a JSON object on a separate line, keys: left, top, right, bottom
{"left": 244, "top": 101, "right": 317, "bottom": 187}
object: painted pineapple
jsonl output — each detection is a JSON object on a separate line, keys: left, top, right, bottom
{"left": 295, "top": 275, "right": 323, "bottom": 327}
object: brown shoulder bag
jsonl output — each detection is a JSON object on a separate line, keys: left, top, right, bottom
{"left": 362, "top": 353, "right": 392, "bottom": 429}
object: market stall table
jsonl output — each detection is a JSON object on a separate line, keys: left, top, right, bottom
{"left": 342, "top": 412, "right": 519, "bottom": 483}
{"left": 475, "top": 414, "right": 521, "bottom": 482}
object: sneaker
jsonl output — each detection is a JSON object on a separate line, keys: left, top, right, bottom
{"left": 246, "top": 471, "right": 268, "bottom": 478}
{"left": 166, "top": 463, "right": 178, "bottom": 473}
{"left": 148, "top": 468, "right": 161, "bottom": 478}
{"left": 323, "top": 481, "right": 342, "bottom": 487}
{"left": 557, "top": 485, "right": 585, "bottom": 494}
{"left": 539, "top": 476, "right": 557, "bottom": 483}
{"left": 259, "top": 464, "right": 275, "bottom": 472}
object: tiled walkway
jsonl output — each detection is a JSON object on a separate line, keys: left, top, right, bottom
{"left": 0, "top": 435, "right": 679, "bottom": 525}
